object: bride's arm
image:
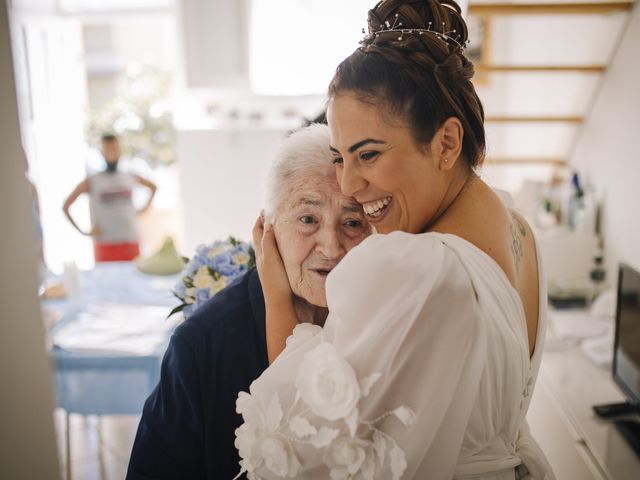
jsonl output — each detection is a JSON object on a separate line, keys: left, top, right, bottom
{"left": 252, "top": 214, "right": 299, "bottom": 363}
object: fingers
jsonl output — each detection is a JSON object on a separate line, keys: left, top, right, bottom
{"left": 261, "top": 222, "right": 279, "bottom": 261}
{"left": 252, "top": 214, "right": 265, "bottom": 258}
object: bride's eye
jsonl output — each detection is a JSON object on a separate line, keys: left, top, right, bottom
{"left": 332, "top": 157, "right": 343, "bottom": 165}
{"left": 359, "top": 151, "right": 379, "bottom": 161}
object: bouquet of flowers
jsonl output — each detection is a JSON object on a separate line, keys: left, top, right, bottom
{"left": 171, "top": 237, "right": 255, "bottom": 318}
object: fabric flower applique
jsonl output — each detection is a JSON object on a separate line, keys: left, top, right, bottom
{"left": 235, "top": 392, "right": 301, "bottom": 480}
{"left": 284, "top": 322, "right": 322, "bottom": 352}
{"left": 234, "top": 341, "right": 415, "bottom": 480}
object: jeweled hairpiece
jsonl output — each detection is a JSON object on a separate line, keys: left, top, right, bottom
{"left": 361, "top": 13, "right": 468, "bottom": 50}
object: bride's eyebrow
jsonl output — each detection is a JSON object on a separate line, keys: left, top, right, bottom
{"left": 330, "top": 139, "right": 385, "bottom": 154}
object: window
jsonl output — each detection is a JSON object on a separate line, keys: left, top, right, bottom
{"left": 250, "top": 0, "right": 371, "bottom": 95}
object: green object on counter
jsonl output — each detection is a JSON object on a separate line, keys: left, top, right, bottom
{"left": 135, "top": 237, "right": 185, "bottom": 275}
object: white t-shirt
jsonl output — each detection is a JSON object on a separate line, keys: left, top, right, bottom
{"left": 88, "top": 171, "right": 139, "bottom": 244}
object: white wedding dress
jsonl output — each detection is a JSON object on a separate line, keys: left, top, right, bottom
{"left": 234, "top": 231, "right": 555, "bottom": 480}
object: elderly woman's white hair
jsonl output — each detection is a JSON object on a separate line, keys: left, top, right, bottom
{"left": 264, "top": 123, "right": 334, "bottom": 220}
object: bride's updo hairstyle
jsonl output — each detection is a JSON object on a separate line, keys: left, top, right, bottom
{"left": 329, "top": 0, "right": 486, "bottom": 168}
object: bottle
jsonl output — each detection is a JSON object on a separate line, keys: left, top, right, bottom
{"left": 589, "top": 246, "right": 606, "bottom": 302}
{"left": 568, "top": 172, "right": 584, "bottom": 230}
{"left": 63, "top": 260, "right": 82, "bottom": 305}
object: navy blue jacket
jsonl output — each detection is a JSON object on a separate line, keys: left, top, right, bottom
{"left": 127, "top": 268, "right": 268, "bottom": 479}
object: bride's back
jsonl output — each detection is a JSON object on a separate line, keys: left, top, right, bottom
{"left": 433, "top": 181, "right": 540, "bottom": 356}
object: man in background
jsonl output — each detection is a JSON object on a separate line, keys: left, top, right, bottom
{"left": 63, "top": 133, "right": 157, "bottom": 262}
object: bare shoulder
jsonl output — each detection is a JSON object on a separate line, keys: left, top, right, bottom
{"left": 434, "top": 181, "right": 538, "bottom": 284}
{"left": 437, "top": 183, "right": 517, "bottom": 284}
{"left": 471, "top": 188, "right": 540, "bottom": 355}
{"left": 438, "top": 183, "right": 540, "bottom": 354}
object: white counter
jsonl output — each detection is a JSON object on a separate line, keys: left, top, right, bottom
{"left": 528, "top": 344, "right": 640, "bottom": 479}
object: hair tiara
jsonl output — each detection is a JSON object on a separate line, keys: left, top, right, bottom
{"left": 361, "top": 13, "right": 469, "bottom": 51}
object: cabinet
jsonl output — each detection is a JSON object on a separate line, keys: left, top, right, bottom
{"left": 527, "top": 346, "right": 640, "bottom": 479}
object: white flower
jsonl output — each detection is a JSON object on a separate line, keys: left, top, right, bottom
{"left": 185, "top": 287, "right": 196, "bottom": 304}
{"left": 285, "top": 323, "right": 322, "bottom": 351}
{"left": 290, "top": 415, "right": 317, "bottom": 438}
{"left": 207, "top": 244, "right": 233, "bottom": 258}
{"left": 233, "top": 252, "right": 250, "bottom": 265}
{"left": 236, "top": 391, "right": 265, "bottom": 430}
{"left": 236, "top": 392, "right": 297, "bottom": 478}
{"left": 235, "top": 425, "right": 261, "bottom": 471}
{"left": 235, "top": 427, "right": 301, "bottom": 479}
{"left": 193, "top": 266, "right": 214, "bottom": 289}
{"left": 310, "top": 426, "right": 340, "bottom": 448}
{"left": 208, "top": 277, "right": 226, "bottom": 296}
{"left": 325, "top": 436, "right": 376, "bottom": 480}
{"left": 295, "top": 342, "right": 360, "bottom": 421}
{"left": 264, "top": 393, "right": 283, "bottom": 432}
{"left": 389, "top": 441, "right": 408, "bottom": 480}
{"left": 253, "top": 436, "right": 301, "bottom": 479}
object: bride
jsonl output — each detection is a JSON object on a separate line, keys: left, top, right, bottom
{"left": 236, "top": 1, "right": 555, "bottom": 478}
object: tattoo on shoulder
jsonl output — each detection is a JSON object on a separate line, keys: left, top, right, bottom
{"left": 510, "top": 212, "right": 526, "bottom": 272}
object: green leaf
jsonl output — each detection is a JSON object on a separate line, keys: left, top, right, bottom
{"left": 248, "top": 245, "right": 256, "bottom": 269}
{"left": 168, "top": 303, "right": 187, "bottom": 319}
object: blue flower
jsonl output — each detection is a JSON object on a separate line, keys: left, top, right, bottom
{"left": 172, "top": 236, "right": 255, "bottom": 319}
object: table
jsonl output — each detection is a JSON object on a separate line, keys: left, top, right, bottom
{"left": 43, "top": 262, "right": 181, "bottom": 479}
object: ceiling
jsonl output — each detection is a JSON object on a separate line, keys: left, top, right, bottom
{"left": 467, "top": 0, "right": 635, "bottom": 168}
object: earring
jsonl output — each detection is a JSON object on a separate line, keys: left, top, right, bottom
{"left": 443, "top": 158, "right": 448, "bottom": 164}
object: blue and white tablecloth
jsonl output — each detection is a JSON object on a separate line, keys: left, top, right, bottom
{"left": 45, "top": 262, "right": 182, "bottom": 415}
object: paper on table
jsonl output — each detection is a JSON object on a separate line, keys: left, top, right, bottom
{"left": 53, "top": 303, "right": 180, "bottom": 355}
{"left": 581, "top": 335, "right": 614, "bottom": 368}
{"left": 548, "top": 310, "right": 613, "bottom": 341}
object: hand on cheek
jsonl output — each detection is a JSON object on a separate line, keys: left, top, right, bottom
{"left": 252, "top": 213, "right": 293, "bottom": 306}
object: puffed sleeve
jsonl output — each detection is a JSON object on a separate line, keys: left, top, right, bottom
{"left": 325, "top": 231, "right": 487, "bottom": 479}
{"left": 126, "top": 333, "right": 205, "bottom": 479}
{"left": 236, "top": 232, "right": 486, "bottom": 480}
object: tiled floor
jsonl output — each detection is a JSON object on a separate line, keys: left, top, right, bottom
{"left": 54, "top": 409, "right": 140, "bottom": 480}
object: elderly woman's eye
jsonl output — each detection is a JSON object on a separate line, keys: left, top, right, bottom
{"left": 344, "top": 219, "right": 364, "bottom": 228}
{"left": 300, "top": 215, "right": 317, "bottom": 225}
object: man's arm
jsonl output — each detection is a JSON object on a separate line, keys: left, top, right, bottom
{"left": 62, "top": 179, "right": 91, "bottom": 236}
{"left": 134, "top": 175, "right": 157, "bottom": 214}
{"left": 126, "top": 333, "right": 205, "bottom": 479}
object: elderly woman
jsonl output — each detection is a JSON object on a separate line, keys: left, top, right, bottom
{"left": 126, "top": 124, "right": 370, "bottom": 480}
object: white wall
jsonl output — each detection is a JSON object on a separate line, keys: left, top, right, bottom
{"left": 178, "top": 0, "right": 249, "bottom": 87}
{"left": 568, "top": 3, "right": 640, "bottom": 276}
{"left": 176, "top": 126, "right": 286, "bottom": 251}
{"left": 0, "top": 1, "right": 60, "bottom": 477}
{"left": 83, "top": 16, "right": 179, "bottom": 109}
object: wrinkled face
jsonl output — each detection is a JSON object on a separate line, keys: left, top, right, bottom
{"left": 274, "top": 168, "right": 371, "bottom": 307}
{"left": 102, "top": 141, "right": 121, "bottom": 164}
{"left": 327, "top": 93, "right": 446, "bottom": 234}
